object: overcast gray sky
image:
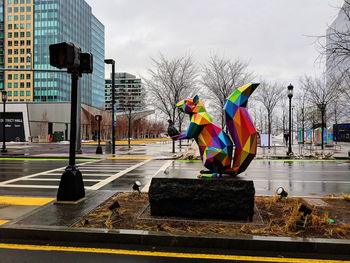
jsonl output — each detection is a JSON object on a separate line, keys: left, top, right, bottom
{"left": 86, "top": 0, "right": 344, "bottom": 84}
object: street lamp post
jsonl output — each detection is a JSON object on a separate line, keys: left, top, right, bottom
{"left": 104, "top": 59, "right": 116, "bottom": 155}
{"left": 95, "top": 115, "right": 103, "bottom": 154}
{"left": 1, "top": 90, "right": 8, "bottom": 153}
{"left": 287, "top": 84, "right": 294, "bottom": 155}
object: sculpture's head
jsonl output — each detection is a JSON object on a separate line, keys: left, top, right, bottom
{"left": 176, "top": 95, "right": 205, "bottom": 114}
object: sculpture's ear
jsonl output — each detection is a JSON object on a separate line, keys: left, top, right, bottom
{"left": 193, "top": 95, "right": 199, "bottom": 103}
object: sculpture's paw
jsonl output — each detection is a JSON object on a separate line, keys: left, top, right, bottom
{"left": 197, "top": 173, "right": 220, "bottom": 178}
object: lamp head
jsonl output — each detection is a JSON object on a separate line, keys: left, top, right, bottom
{"left": 95, "top": 115, "right": 102, "bottom": 122}
{"left": 2, "top": 90, "right": 8, "bottom": 102}
{"left": 287, "top": 84, "right": 294, "bottom": 99}
{"left": 276, "top": 187, "right": 288, "bottom": 199}
{"left": 104, "top": 59, "right": 115, "bottom": 65}
{"left": 132, "top": 181, "right": 142, "bottom": 194}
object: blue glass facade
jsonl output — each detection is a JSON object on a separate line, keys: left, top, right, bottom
{"left": 33, "top": 0, "right": 104, "bottom": 108}
{"left": 91, "top": 15, "right": 104, "bottom": 109}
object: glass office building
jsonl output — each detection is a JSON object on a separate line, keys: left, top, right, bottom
{"left": 0, "top": 0, "right": 105, "bottom": 108}
{"left": 91, "top": 15, "right": 104, "bottom": 109}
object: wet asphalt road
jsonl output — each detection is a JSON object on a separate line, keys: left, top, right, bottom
{"left": 0, "top": 158, "right": 349, "bottom": 197}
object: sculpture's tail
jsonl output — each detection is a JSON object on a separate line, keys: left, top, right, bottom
{"left": 223, "top": 83, "right": 259, "bottom": 175}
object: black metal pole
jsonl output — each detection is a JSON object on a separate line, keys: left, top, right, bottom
{"left": 98, "top": 119, "right": 101, "bottom": 148}
{"left": 57, "top": 71, "right": 85, "bottom": 202}
{"left": 321, "top": 106, "right": 325, "bottom": 150}
{"left": 111, "top": 63, "right": 116, "bottom": 154}
{"left": 128, "top": 108, "right": 131, "bottom": 149}
{"left": 288, "top": 97, "right": 292, "bottom": 155}
{"left": 1, "top": 101, "right": 7, "bottom": 153}
{"left": 69, "top": 73, "right": 78, "bottom": 166}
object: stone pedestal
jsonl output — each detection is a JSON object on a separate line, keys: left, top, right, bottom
{"left": 149, "top": 178, "right": 255, "bottom": 221}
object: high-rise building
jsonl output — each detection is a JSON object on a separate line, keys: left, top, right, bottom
{"left": 105, "top": 72, "right": 144, "bottom": 112}
{"left": 326, "top": 2, "right": 350, "bottom": 78}
{"left": 0, "top": 0, "right": 105, "bottom": 108}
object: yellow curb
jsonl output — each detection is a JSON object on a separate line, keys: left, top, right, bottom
{"left": 0, "top": 220, "right": 9, "bottom": 226}
{"left": 107, "top": 157, "right": 152, "bottom": 160}
{"left": 0, "top": 243, "right": 348, "bottom": 263}
{"left": 0, "top": 196, "right": 55, "bottom": 206}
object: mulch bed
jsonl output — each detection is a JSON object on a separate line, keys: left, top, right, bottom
{"left": 74, "top": 193, "right": 350, "bottom": 239}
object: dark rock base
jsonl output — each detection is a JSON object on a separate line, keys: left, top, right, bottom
{"left": 149, "top": 178, "right": 255, "bottom": 221}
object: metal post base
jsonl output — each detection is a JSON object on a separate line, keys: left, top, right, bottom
{"left": 57, "top": 165, "right": 85, "bottom": 202}
{"left": 96, "top": 146, "right": 103, "bottom": 154}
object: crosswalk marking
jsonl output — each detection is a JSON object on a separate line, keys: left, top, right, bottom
{"left": 89, "top": 159, "right": 152, "bottom": 190}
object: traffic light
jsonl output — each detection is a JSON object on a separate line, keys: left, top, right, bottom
{"left": 49, "top": 42, "right": 81, "bottom": 70}
{"left": 49, "top": 42, "right": 93, "bottom": 75}
{"left": 79, "top": 52, "right": 93, "bottom": 74}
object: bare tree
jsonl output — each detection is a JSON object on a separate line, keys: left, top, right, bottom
{"left": 145, "top": 53, "right": 198, "bottom": 152}
{"left": 300, "top": 75, "right": 340, "bottom": 149}
{"left": 201, "top": 55, "right": 254, "bottom": 129}
{"left": 254, "top": 82, "right": 284, "bottom": 148}
{"left": 294, "top": 92, "right": 309, "bottom": 145}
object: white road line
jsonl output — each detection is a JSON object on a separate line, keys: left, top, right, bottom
{"left": 0, "top": 161, "right": 95, "bottom": 186}
{"left": 25, "top": 178, "right": 101, "bottom": 182}
{"left": 42, "top": 173, "right": 112, "bottom": 177}
{"left": 142, "top": 160, "right": 173, "bottom": 193}
{"left": 89, "top": 159, "right": 152, "bottom": 190}
{"left": 75, "top": 169, "right": 121, "bottom": 172}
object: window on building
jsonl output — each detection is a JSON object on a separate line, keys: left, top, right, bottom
{"left": 14, "top": 16, "right": 19, "bottom": 21}
{"left": 20, "top": 49, "right": 24, "bottom": 54}
{"left": 26, "top": 32, "right": 30, "bottom": 37}
{"left": 8, "top": 24, "right": 12, "bottom": 29}
{"left": 8, "top": 41, "right": 12, "bottom": 46}
{"left": 26, "top": 74, "right": 30, "bottom": 79}
{"left": 14, "top": 74, "right": 18, "bottom": 80}
{"left": 8, "top": 83, "right": 12, "bottom": 89}
{"left": 8, "top": 32, "right": 12, "bottom": 38}
{"left": 14, "top": 83, "right": 18, "bottom": 89}
{"left": 20, "top": 23, "right": 25, "bottom": 29}
{"left": 20, "top": 32, "right": 24, "bottom": 37}
{"left": 26, "top": 23, "right": 30, "bottom": 29}
{"left": 8, "top": 74, "right": 12, "bottom": 80}
{"left": 8, "top": 0, "right": 12, "bottom": 4}
{"left": 26, "top": 0, "right": 30, "bottom": 3}
{"left": 7, "top": 57, "right": 12, "bottom": 63}
{"left": 26, "top": 40, "right": 30, "bottom": 45}
{"left": 26, "top": 15, "right": 31, "bottom": 20}
{"left": 8, "top": 49, "right": 12, "bottom": 55}
{"left": 14, "top": 99, "right": 18, "bottom": 102}
{"left": 26, "top": 6, "right": 31, "bottom": 12}
{"left": 14, "top": 0, "right": 18, "bottom": 3}
{"left": 26, "top": 48, "right": 31, "bottom": 53}
{"left": 14, "top": 91, "right": 18, "bottom": 96}
{"left": 20, "top": 0, "right": 24, "bottom": 3}
{"left": 14, "top": 40, "right": 18, "bottom": 46}
{"left": 20, "top": 91, "right": 24, "bottom": 96}
{"left": 14, "top": 32, "right": 19, "bottom": 38}
{"left": 20, "top": 83, "right": 24, "bottom": 89}
{"left": 14, "top": 24, "right": 19, "bottom": 29}
{"left": 8, "top": 91, "right": 12, "bottom": 96}
{"left": 14, "top": 7, "right": 18, "bottom": 12}
{"left": 14, "top": 57, "right": 18, "bottom": 63}
{"left": 26, "top": 91, "right": 30, "bottom": 96}
{"left": 20, "top": 74, "right": 24, "bottom": 79}
{"left": 8, "top": 16, "right": 13, "bottom": 21}
{"left": 20, "top": 15, "right": 25, "bottom": 21}
{"left": 26, "top": 82, "right": 30, "bottom": 88}
{"left": 26, "top": 56, "right": 31, "bottom": 63}
{"left": 19, "top": 7, "right": 23, "bottom": 12}
{"left": 7, "top": 7, "right": 12, "bottom": 13}
{"left": 20, "top": 40, "right": 24, "bottom": 46}
{"left": 20, "top": 57, "right": 24, "bottom": 63}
